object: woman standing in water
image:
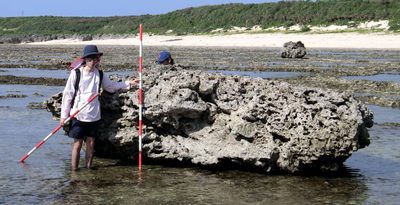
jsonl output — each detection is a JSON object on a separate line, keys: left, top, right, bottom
{"left": 60, "top": 45, "right": 137, "bottom": 171}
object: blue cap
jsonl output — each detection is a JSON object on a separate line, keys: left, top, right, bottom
{"left": 82, "top": 45, "right": 103, "bottom": 58}
{"left": 158, "top": 51, "right": 171, "bottom": 64}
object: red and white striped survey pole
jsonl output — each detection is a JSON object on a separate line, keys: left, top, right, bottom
{"left": 138, "top": 24, "right": 144, "bottom": 170}
{"left": 19, "top": 93, "right": 100, "bottom": 163}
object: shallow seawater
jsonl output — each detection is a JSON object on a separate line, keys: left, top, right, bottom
{"left": 0, "top": 68, "right": 133, "bottom": 79}
{"left": 1, "top": 68, "right": 309, "bottom": 81}
{"left": 1, "top": 84, "right": 400, "bottom": 204}
{"left": 0, "top": 68, "right": 70, "bottom": 79}
{"left": 209, "top": 70, "right": 309, "bottom": 79}
{"left": 368, "top": 105, "right": 400, "bottom": 124}
{"left": 343, "top": 72, "right": 400, "bottom": 83}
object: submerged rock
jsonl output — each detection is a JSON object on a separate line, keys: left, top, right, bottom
{"left": 0, "top": 93, "right": 28, "bottom": 99}
{"left": 27, "top": 102, "right": 47, "bottom": 109}
{"left": 281, "top": 41, "right": 307, "bottom": 58}
{"left": 45, "top": 66, "right": 373, "bottom": 173}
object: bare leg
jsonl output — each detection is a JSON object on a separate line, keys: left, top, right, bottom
{"left": 71, "top": 139, "right": 83, "bottom": 171}
{"left": 85, "top": 137, "right": 95, "bottom": 169}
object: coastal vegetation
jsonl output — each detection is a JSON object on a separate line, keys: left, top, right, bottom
{"left": 0, "top": 0, "right": 399, "bottom": 41}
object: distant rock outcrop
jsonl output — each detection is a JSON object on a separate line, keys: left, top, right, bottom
{"left": 281, "top": 41, "right": 307, "bottom": 58}
{"left": 45, "top": 66, "right": 373, "bottom": 173}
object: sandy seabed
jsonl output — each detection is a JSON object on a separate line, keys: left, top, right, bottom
{"left": 28, "top": 32, "right": 400, "bottom": 49}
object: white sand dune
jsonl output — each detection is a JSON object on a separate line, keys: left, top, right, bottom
{"left": 28, "top": 33, "right": 400, "bottom": 49}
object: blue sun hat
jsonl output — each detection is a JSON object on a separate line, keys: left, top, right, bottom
{"left": 158, "top": 51, "right": 172, "bottom": 64}
{"left": 82, "top": 45, "right": 103, "bottom": 58}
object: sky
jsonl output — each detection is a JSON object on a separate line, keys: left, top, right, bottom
{"left": 2, "top": 0, "right": 279, "bottom": 17}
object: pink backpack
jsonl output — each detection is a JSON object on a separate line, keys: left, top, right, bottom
{"left": 69, "top": 57, "right": 84, "bottom": 70}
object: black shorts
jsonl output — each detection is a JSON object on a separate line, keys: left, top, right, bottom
{"left": 68, "top": 119, "right": 100, "bottom": 140}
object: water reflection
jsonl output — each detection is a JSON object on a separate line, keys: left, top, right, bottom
{"left": 343, "top": 72, "right": 400, "bottom": 83}
{"left": 311, "top": 61, "right": 360, "bottom": 69}
{"left": 50, "top": 163, "right": 369, "bottom": 205}
{"left": 0, "top": 68, "right": 133, "bottom": 79}
{"left": 0, "top": 84, "right": 63, "bottom": 107}
{"left": 367, "top": 105, "right": 400, "bottom": 124}
{"left": 345, "top": 125, "right": 400, "bottom": 204}
{"left": 1, "top": 80, "right": 399, "bottom": 204}
{"left": 209, "top": 70, "right": 309, "bottom": 79}
{"left": 1, "top": 68, "right": 309, "bottom": 81}
{"left": 0, "top": 68, "right": 69, "bottom": 79}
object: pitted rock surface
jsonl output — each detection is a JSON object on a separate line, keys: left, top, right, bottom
{"left": 281, "top": 41, "right": 307, "bottom": 58}
{"left": 45, "top": 65, "right": 373, "bottom": 173}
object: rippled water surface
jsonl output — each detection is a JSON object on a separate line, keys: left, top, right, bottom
{"left": 1, "top": 83, "right": 400, "bottom": 204}
{"left": 0, "top": 68, "right": 70, "bottom": 79}
{"left": 368, "top": 105, "right": 400, "bottom": 124}
{"left": 343, "top": 72, "right": 400, "bottom": 83}
{"left": 0, "top": 68, "right": 133, "bottom": 79}
{"left": 209, "top": 70, "right": 310, "bottom": 79}
{"left": 1, "top": 68, "right": 308, "bottom": 80}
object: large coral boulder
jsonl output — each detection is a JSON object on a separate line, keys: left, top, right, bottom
{"left": 45, "top": 66, "right": 373, "bottom": 173}
{"left": 281, "top": 41, "right": 307, "bottom": 58}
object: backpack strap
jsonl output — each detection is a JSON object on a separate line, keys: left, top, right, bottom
{"left": 70, "top": 69, "right": 81, "bottom": 108}
{"left": 98, "top": 70, "right": 103, "bottom": 93}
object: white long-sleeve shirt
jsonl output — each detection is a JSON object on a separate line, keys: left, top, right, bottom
{"left": 61, "top": 67, "right": 130, "bottom": 122}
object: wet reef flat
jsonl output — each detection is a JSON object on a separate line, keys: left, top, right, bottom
{"left": 0, "top": 44, "right": 399, "bottom": 109}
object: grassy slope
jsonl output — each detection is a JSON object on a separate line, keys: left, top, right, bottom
{"left": 0, "top": 0, "right": 399, "bottom": 37}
